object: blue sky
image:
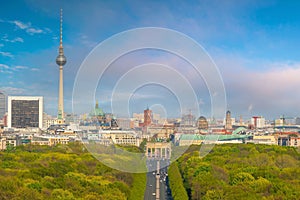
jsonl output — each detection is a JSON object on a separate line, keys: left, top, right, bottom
{"left": 1, "top": 0, "right": 300, "bottom": 120}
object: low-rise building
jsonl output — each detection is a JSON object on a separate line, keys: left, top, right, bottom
{"left": 178, "top": 133, "right": 251, "bottom": 146}
{"left": 0, "top": 137, "right": 6, "bottom": 150}
{"left": 110, "top": 133, "right": 140, "bottom": 146}
{"left": 288, "top": 136, "right": 300, "bottom": 147}
{"left": 31, "top": 135, "right": 69, "bottom": 146}
{"left": 5, "top": 135, "right": 21, "bottom": 147}
{"left": 250, "top": 135, "right": 277, "bottom": 145}
{"left": 84, "top": 130, "right": 141, "bottom": 147}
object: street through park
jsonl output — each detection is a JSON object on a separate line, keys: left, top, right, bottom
{"left": 144, "top": 159, "right": 172, "bottom": 200}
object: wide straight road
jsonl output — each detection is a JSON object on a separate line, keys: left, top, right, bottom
{"left": 144, "top": 160, "right": 157, "bottom": 200}
{"left": 144, "top": 159, "right": 172, "bottom": 200}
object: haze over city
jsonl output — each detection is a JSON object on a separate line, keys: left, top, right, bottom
{"left": 1, "top": 0, "right": 300, "bottom": 119}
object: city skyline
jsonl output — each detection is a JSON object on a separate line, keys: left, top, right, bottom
{"left": 1, "top": 1, "right": 300, "bottom": 119}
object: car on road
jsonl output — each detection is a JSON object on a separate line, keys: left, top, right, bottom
{"left": 152, "top": 192, "right": 156, "bottom": 196}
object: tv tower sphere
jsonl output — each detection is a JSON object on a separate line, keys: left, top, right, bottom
{"left": 56, "top": 52, "right": 66, "bottom": 66}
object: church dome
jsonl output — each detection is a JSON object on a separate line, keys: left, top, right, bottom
{"left": 198, "top": 116, "right": 206, "bottom": 120}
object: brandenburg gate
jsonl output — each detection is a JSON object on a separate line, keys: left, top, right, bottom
{"left": 145, "top": 142, "right": 171, "bottom": 159}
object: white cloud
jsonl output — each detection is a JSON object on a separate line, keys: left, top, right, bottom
{"left": 0, "top": 70, "right": 13, "bottom": 74}
{"left": 12, "top": 65, "right": 40, "bottom": 72}
{"left": 0, "top": 64, "right": 37, "bottom": 74}
{"left": 79, "top": 34, "right": 97, "bottom": 48}
{"left": 1, "top": 35, "right": 24, "bottom": 43}
{"left": 45, "top": 28, "right": 52, "bottom": 33}
{"left": 10, "top": 20, "right": 45, "bottom": 35}
{"left": 12, "top": 20, "right": 29, "bottom": 29}
{"left": 15, "top": 65, "right": 28, "bottom": 70}
{"left": 0, "top": 51, "right": 13, "bottom": 58}
{"left": 31, "top": 68, "right": 39, "bottom": 71}
{"left": 0, "top": 86, "right": 25, "bottom": 95}
{"left": 12, "top": 37, "right": 24, "bottom": 43}
{"left": 218, "top": 57, "right": 300, "bottom": 117}
{"left": 0, "top": 64, "right": 13, "bottom": 74}
{"left": 0, "top": 64, "right": 9, "bottom": 69}
{"left": 26, "top": 27, "right": 43, "bottom": 35}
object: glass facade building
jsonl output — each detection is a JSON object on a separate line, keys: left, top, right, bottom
{"left": 11, "top": 100, "right": 39, "bottom": 128}
{"left": 8, "top": 96, "right": 43, "bottom": 129}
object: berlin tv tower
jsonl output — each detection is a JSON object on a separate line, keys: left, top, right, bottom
{"left": 56, "top": 9, "right": 67, "bottom": 123}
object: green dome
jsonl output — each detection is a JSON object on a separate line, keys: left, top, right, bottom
{"left": 95, "top": 107, "right": 104, "bottom": 116}
{"left": 89, "top": 100, "right": 105, "bottom": 116}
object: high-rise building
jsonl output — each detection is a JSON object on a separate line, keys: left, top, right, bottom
{"left": 251, "top": 116, "right": 265, "bottom": 129}
{"left": 0, "top": 92, "right": 6, "bottom": 119}
{"left": 144, "top": 108, "right": 152, "bottom": 126}
{"left": 56, "top": 9, "right": 67, "bottom": 124}
{"left": 225, "top": 110, "right": 232, "bottom": 129}
{"left": 7, "top": 96, "right": 43, "bottom": 129}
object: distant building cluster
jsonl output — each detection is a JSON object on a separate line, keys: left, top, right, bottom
{"left": 0, "top": 11, "right": 299, "bottom": 152}
{"left": 0, "top": 96, "right": 300, "bottom": 151}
